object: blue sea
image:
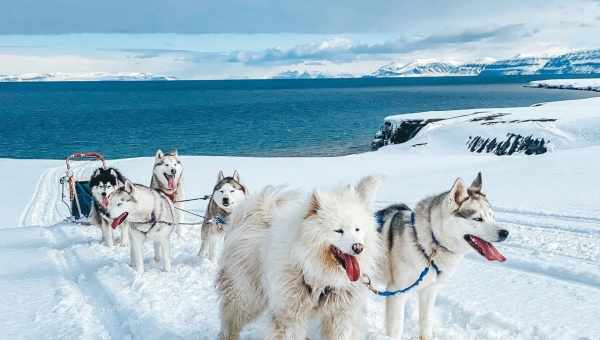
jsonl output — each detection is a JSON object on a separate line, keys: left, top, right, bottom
{"left": 1, "top": 75, "right": 599, "bottom": 159}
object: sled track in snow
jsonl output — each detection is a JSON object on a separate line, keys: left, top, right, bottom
{"left": 20, "top": 162, "right": 99, "bottom": 227}
{"left": 50, "top": 225, "right": 134, "bottom": 339}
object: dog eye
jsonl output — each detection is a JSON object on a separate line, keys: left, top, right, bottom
{"left": 230, "top": 190, "right": 234, "bottom": 193}
{"left": 473, "top": 217, "right": 483, "bottom": 222}
{"left": 334, "top": 229, "right": 344, "bottom": 234}
{"left": 355, "top": 228, "right": 360, "bottom": 232}
{"left": 220, "top": 190, "right": 224, "bottom": 193}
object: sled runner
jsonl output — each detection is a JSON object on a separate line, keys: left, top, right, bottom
{"left": 59, "top": 152, "right": 107, "bottom": 224}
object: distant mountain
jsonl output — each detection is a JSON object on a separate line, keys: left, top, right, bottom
{"left": 367, "top": 60, "right": 458, "bottom": 77}
{"left": 270, "top": 70, "right": 353, "bottom": 79}
{"left": 366, "top": 59, "right": 488, "bottom": 78}
{"left": 538, "top": 49, "right": 600, "bottom": 75}
{"left": 369, "top": 49, "right": 600, "bottom": 78}
{"left": 0, "top": 72, "right": 176, "bottom": 82}
{"left": 478, "top": 56, "right": 551, "bottom": 76}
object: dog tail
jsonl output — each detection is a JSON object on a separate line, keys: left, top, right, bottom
{"left": 375, "top": 204, "right": 413, "bottom": 250}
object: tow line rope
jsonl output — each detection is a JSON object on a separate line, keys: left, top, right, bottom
{"left": 173, "top": 194, "right": 212, "bottom": 203}
{"left": 172, "top": 206, "right": 225, "bottom": 226}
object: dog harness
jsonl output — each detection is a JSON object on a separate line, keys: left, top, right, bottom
{"left": 367, "top": 209, "right": 442, "bottom": 297}
{"left": 302, "top": 276, "right": 333, "bottom": 306}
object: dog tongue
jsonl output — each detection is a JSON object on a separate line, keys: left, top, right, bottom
{"left": 101, "top": 196, "right": 109, "bottom": 208}
{"left": 111, "top": 212, "right": 128, "bottom": 229}
{"left": 343, "top": 254, "right": 361, "bottom": 282}
{"left": 167, "top": 177, "right": 175, "bottom": 190}
{"left": 472, "top": 236, "right": 506, "bottom": 262}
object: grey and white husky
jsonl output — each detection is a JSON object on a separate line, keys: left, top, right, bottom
{"left": 89, "top": 167, "right": 128, "bottom": 246}
{"left": 198, "top": 170, "right": 247, "bottom": 261}
{"left": 376, "top": 173, "right": 509, "bottom": 340}
{"left": 107, "top": 181, "right": 178, "bottom": 274}
{"left": 150, "top": 149, "right": 185, "bottom": 234}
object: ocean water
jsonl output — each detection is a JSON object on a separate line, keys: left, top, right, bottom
{"left": 1, "top": 76, "right": 599, "bottom": 159}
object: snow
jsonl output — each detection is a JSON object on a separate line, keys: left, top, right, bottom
{"left": 2, "top": 98, "right": 600, "bottom": 339}
{"left": 527, "top": 78, "right": 600, "bottom": 92}
{"left": 0, "top": 72, "right": 176, "bottom": 82}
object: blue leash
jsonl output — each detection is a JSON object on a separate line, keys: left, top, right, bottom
{"left": 363, "top": 261, "right": 440, "bottom": 297}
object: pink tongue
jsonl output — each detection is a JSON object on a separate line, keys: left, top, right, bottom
{"left": 111, "top": 213, "right": 127, "bottom": 229}
{"left": 343, "top": 254, "right": 361, "bottom": 282}
{"left": 101, "top": 196, "right": 109, "bottom": 208}
{"left": 473, "top": 236, "right": 506, "bottom": 262}
{"left": 167, "top": 177, "right": 175, "bottom": 190}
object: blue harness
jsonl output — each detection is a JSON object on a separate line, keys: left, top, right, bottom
{"left": 366, "top": 210, "right": 441, "bottom": 297}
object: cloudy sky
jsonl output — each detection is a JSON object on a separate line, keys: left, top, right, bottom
{"left": 1, "top": 0, "right": 599, "bottom": 79}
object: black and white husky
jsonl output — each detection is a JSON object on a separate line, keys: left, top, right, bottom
{"left": 107, "top": 181, "right": 177, "bottom": 274}
{"left": 150, "top": 149, "right": 185, "bottom": 234}
{"left": 375, "top": 173, "right": 509, "bottom": 340}
{"left": 198, "top": 170, "right": 247, "bottom": 261}
{"left": 89, "top": 167, "right": 127, "bottom": 246}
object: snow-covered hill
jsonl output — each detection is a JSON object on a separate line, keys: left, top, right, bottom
{"left": 2, "top": 97, "right": 600, "bottom": 339}
{"left": 375, "top": 97, "right": 600, "bottom": 154}
{"left": 0, "top": 72, "right": 176, "bottom": 82}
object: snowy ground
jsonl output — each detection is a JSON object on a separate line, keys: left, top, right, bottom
{"left": 2, "top": 98, "right": 600, "bottom": 340}
{"left": 527, "top": 78, "right": 600, "bottom": 92}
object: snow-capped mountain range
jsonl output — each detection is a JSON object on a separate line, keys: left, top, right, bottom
{"left": 275, "top": 49, "right": 600, "bottom": 79}
{"left": 0, "top": 72, "right": 176, "bottom": 82}
{"left": 367, "top": 49, "right": 600, "bottom": 78}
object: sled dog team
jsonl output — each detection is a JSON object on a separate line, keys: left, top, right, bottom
{"left": 89, "top": 149, "right": 509, "bottom": 340}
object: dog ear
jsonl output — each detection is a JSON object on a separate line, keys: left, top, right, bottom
{"left": 449, "top": 178, "right": 469, "bottom": 210}
{"left": 171, "top": 149, "right": 178, "bottom": 157}
{"left": 217, "top": 170, "right": 224, "bottom": 182}
{"left": 468, "top": 172, "right": 483, "bottom": 196}
{"left": 124, "top": 181, "right": 135, "bottom": 194}
{"left": 305, "top": 191, "right": 321, "bottom": 219}
{"left": 92, "top": 168, "right": 101, "bottom": 177}
{"left": 233, "top": 170, "right": 240, "bottom": 182}
{"left": 155, "top": 149, "right": 164, "bottom": 161}
{"left": 355, "top": 175, "right": 381, "bottom": 206}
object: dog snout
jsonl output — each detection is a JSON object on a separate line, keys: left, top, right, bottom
{"left": 498, "top": 229, "right": 509, "bottom": 241}
{"left": 222, "top": 197, "right": 230, "bottom": 205}
{"left": 352, "top": 243, "right": 364, "bottom": 255}
{"left": 101, "top": 192, "right": 107, "bottom": 197}
{"left": 170, "top": 168, "right": 176, "bottom": 175}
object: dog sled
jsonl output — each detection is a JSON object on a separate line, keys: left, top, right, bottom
{"left": 59, "top": 152, "right": 107, "bottom": 224}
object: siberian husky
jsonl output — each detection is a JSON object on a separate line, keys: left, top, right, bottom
{"left": 150, "top": 149, "right": 185, "bottom": 235}
{"left": 375, "top": 173, "right": 509, "bottom": 340}
{"left": 107, "top": 181, "right": 177, "bottom": 274}
{"left": 198, "top": 170, "right": 247, "bottom": 261}
{"left": 89, "top": 167, "right": 128, "bottom": 246}
{"left": 217, "top": 176, "right": 381, "bottom": 340}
